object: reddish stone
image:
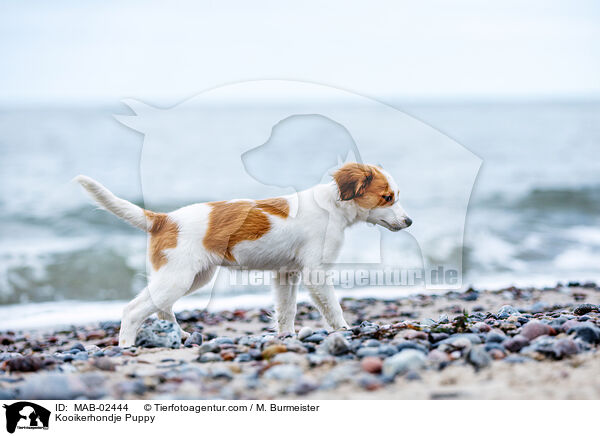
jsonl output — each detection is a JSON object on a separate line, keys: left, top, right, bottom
{"left": 503, "top": 334, "right": 530, "bottom": 352}
{"left": 220, "top": 351, "right": 235, "bottom": 361}
{"left": 85, "top": 330, "right": 106, "bottom": 340}
{"left": 473, "top": 322, "right": 491, "bottom": 333}
{"left": 489, "top": 349, "right": 505, "bottom": 360}
{"left": 361, "top": 356, "right": 383, "bottom": 374}
{"left": 520, "top": 320, "right": 555, "bottom": 340}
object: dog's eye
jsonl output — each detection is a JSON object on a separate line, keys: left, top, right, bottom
{"left": 382, "top": 195, "right": 393, "bottom": 202}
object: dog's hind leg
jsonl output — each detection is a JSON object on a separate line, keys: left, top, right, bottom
{"left": 155, "top": 266, "right": 217, "bottom": 341}
{"left": 184, "top": 266, "right": 217, "bottom": 296}
{"left": 119, "top": 268, "right": 197, "bottom": 347}
{"left": 273, "top": 271, "right": 299, "bottom": 334}
{"left": 157, "top": 308, "right": 190, "bottom": 340}
{"left": 118, "top": 286, "right": 158, "bottom": 347}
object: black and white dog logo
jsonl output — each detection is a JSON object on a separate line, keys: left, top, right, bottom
{"left": 3, "top": 402, "right": 50, "bottom": 433}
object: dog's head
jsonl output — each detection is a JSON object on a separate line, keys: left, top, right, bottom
{"left": 333, "top": 163, "right": 412, "bottom": 231}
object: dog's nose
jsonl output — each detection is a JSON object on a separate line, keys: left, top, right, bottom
{"left": 404, "top": 217, "right": 413, "bottom": 227}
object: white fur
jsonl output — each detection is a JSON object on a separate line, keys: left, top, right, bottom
{"left": 76, "top": 171, "right": 411, "bottom": 346}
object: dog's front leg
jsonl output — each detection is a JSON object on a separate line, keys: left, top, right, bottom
{"left": 273, "top": 271, "right": 299, "bottom": 334}
{"left": 303, "top": 268, "right": 349, "bottom": 330}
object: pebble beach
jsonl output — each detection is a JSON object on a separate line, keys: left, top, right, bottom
{"left": 2, "top": 282, "right": 600, "bottom": 400}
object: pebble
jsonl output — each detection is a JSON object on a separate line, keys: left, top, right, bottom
{"left": 135, "top": 319, "right": 181, "bottom": 349}
{"left": 287, "top": 378, "right": 318, "bottom": 395}
{"left": 234, "top": 353, "right": 252, "bottom": 362}
{"left": 93, "top": 357, "right": 116, "bottom": 371}
{"left": 437, "top": 333, "right": 482, "bottom": 346}
{"left": 2, "top": 356, "right": 48, "bottom": 372}
{"left": 183, "top": 332, "right": 203, "bottom": 347}
{"left": 263, "top": 364, "right": 302, "bottom": 381}
{"left": 402, "top": 330, "right": 428, "bottom": 340}
{"left": 302, "top": 334, "right": 325, "bottom": 343}
{"left": 503, "top": 335, "right": 530, "bottom": 352}
{"left": 561, "top": 319, "right": 580, "bottom": 332}
{"left": 358, "top": 374, "right": 383, "bottom": 390}
{"left": 198, "top": 352, "right": 222, "bottom": 362}
{"left": 297, "top": 326, "right": 313, "bottom": 341}
{"left": 382, "top": 349, "right": 426, "bottom": 378}
{"left": 262, "top": 344, "right": 287, "bottom": 360}
{"left": 356, "top": 347, "right": 380, "bottom": 358}
{"left": 467, "top": 346, "right": 491, "bottom": 370}
{"left": 19, "top": 374, "right": 87, "bottom": 400}
{"left": 198, "top": 341, "right": 221, "bottom": 354}
{"left": 427, "top": 349, "right": 450, "bottom": 363}
{"left": 472, "top": 322, "right": 491, "bottom": 333}
{"left": 71, "top": 343, "right": 86, "bottom": 352}
{"left": 498, "top": 305, "right": 520, "bottom": 319}
{"left": 489, "top": 349, "right": 506, "bottom": 360}
{"left": 520, "top": 320, "right": 555, "bottom": 341}
{"left": 362, "top": 339, "right": 381, "bottom": 348}
{"left": 322, "top": 333, "right": 350, "bottom": 356}
{"left": 361, "top": 356, "right": 383, "bottom": 374}
{"left": 273, "top": 352, "right": 308, "bottom": 367}
{"left": 568, "top": 322, "right": 600, "bottom": 344}
{"left": 485, "top": 331, "right": 507, "bottom": 343}
{"left": 574, "top": 304, "right": 597, "bottom": 316}
{"left": 552, "top": 338, "right": 580, "bottom": 359}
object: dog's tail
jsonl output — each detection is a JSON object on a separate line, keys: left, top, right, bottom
{"left": 74, "top": 175, "right": 150, "bottom": 232}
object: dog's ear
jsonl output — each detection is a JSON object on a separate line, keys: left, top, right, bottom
{"left": 333, "top": 163, "right": 374, "bottom": 201}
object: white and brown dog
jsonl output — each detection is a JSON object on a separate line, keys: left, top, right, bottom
{"left": 76, "top": 163, "right": 412, "bottom": 346}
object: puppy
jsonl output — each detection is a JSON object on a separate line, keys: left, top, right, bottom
{"left": 76, "top": 163, "right": 412, "bottom": 346}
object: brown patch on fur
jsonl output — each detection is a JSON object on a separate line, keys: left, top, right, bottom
{"left": 333, "top": 163, "right": 394, "bottom": 209}
{"left": 256, "top": 197, "right": 289, "bottom": 219}
{"left": 144, "top": 211, "right": 179, "bottom": 270}
{"left": 203, "top": 201, "right": 271, "bottom": 262}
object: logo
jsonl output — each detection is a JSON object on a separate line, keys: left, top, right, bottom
{"left": 3, "top": 402, "right": 50, "bottom": 433}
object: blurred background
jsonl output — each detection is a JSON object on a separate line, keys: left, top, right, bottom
{"left": 0, "top": 1, "right": 599, "bottom": 328}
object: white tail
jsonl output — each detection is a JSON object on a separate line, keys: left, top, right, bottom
{"left": 74, "top": 175, "right": 150, "bottom": 232}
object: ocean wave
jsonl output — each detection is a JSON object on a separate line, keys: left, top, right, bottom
{"left": 479, "top": 185, "right": 600, "bottom": 215}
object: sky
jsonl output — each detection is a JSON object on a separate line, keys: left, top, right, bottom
{"left": 0, "top": 0, "right": 599, "bottom": 105}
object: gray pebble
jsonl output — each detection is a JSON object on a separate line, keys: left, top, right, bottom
{"left": 303, "top": 334, "right": 325, "bottom": 343}
{"left": 322, "top": 332, "right": 350, "bottom": 355}
{"left": 135, "top": 319, "right": 181, "bottom": 349}
{"left": 467, "top": 346, "right": 491, "bottom": 370}
{"left": 485, "top": 331, "right": 507, "bottom": 343}
{"left": 382, "top": 349, "right": 426, "bottom": 378}
{"left": 184, "top": 332, "right": 203, "bottom": 347}
{"left": 19, "top": 374, "right": 87, "bottom": 400}
{"left": 263, "top": 364, "right": 302, "bottom": 380}
{"left": 198, "top": 352, "right": 222, "bottom": 362}
{"left": 198, "top": 341, "right": 221, "bottom": 354}
{"left": 569, "top": 322, "right": 600, "bottom": 344}
{"left": 356, "top": 347, "right": 380, "bottom": 358}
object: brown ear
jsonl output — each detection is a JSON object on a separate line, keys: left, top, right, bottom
{"left": 333, "top": 163, "right": 374, "bottom": 201}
